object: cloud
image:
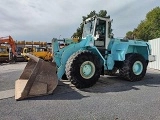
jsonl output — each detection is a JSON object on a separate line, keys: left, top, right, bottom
{"left": 111, "top": 0, "right": 160, "bottom": 37}
{"left": 0, "top": 0, "right": 159, "bottom": 42}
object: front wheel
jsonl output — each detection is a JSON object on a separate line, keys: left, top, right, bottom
{"left": 119, "top": 53, "right": 147, "bottom": 81}
{"left": 66, "top": 50, "right": 102, "bottom": 88}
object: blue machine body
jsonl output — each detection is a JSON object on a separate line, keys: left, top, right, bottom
{"left": 52, "top": 35, "right": 151, "bottom": 80}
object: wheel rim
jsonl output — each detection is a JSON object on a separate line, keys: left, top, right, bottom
{"left": 80, "top": 61, "right": 95, "bottom": 79}
{"left": 132, "top": 61, "right": 143, "bottom": 75}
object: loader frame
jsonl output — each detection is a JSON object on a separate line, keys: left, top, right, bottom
{"left": 52, "top": 36, "right": 151, "bottom": 80}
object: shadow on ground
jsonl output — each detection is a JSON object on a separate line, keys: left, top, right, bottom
{"left": 26, "top": 69, "right": 160, "bottom": 101}
{"left": 27, "top": 80, "right": 89, "bottom": 101}
{"left": 82, "top": 69, "right": 160, "bottom": 93}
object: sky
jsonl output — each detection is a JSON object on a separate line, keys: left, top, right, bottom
{"left": 0, "top": 0, "right": 159, "bottom": 42}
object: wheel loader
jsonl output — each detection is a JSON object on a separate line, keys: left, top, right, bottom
{"left": 15, "top": 16, "right": 156, "bottom": 100}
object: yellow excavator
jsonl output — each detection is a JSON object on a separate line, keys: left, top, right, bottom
{"left": 22, "top": 47, "right": 52, "bottom": 61}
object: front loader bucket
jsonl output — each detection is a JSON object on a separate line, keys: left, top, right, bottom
{"left": 15, "top": 54, "right": 58, "bottom": 100}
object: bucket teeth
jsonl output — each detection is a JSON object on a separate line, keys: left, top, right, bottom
{"left": 15, "top": 54, "right": 58, "bottom": 100}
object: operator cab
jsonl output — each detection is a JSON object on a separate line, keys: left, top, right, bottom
{"left": 82, "top": 16, "right": 112, "bottom": 56}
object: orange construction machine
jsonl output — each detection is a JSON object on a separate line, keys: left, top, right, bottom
{"left": 0, "top": 36, "right": 17, "bottom": 63}
{"left": 0, "top": 36, "right": 17, "bottom": 55}
{"left": 0, "top": 36, "right": 26, "bottom": 63}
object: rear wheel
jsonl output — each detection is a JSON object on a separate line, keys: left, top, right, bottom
{"left": 119, "top": 53, "right": 147, "bottom": 81}
{"left": 66, "top": 50, "right": 102, "bottom": 88}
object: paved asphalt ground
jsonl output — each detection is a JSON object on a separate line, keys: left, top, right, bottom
{"left": 0, "top": 62, "right": 160, "bottom": 120}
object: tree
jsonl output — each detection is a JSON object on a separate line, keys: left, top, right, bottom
{"left": 125, "top": 31, "right": 134, "bottom": 39}
{"left": 72, "top": 10, "right": 109, "bottom": 38}
{"left": 125, "top": 7, "right": 160, "bottom": 41}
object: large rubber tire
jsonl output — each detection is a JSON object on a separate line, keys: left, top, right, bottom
{"left": 65, "top": 50, "right": 102, "bottom": 88}
{"left": 119, "top": 53, "right": 147, "bottom": 81}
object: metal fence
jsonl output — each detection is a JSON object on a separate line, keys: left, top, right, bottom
{"left": 148, "top": 38, "right": 160, "bottom": 70}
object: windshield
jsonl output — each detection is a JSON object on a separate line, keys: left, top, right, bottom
{"left": 82, "top": 20, "right": 95, "bottom": 38}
